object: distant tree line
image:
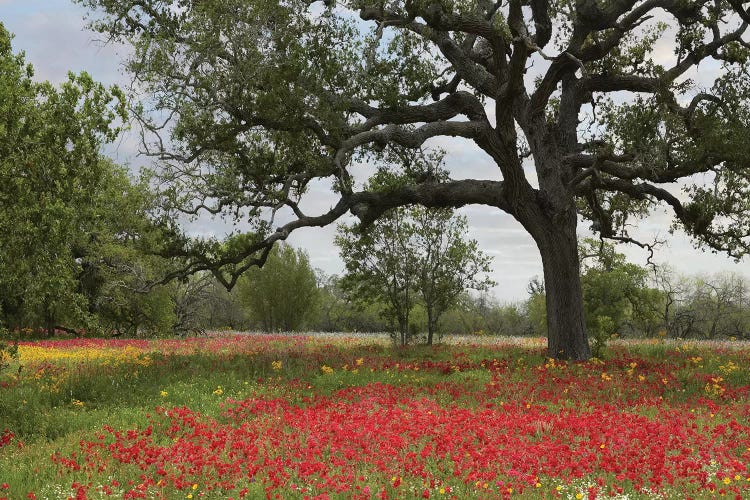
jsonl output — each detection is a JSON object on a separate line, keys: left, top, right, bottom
{"left": 107, "top": 239, "right": 750, "bottom": 345}
{"left": 524, "top": 240, "right": 750, "bottom": 347}
{"left": 3, "top": 208, "right": 749, "bottom": 343}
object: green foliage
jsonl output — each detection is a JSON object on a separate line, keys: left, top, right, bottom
{"left": 191, "top": 279, "right": 247, "bottom": 331}
{"left": 578, "top": 239, "right": 656, "bottom": 355}
{"left": 74, "top": 162, "right": 180, "bottom": 337}
{"left": 594, "top": 64, "right": 750, "bottom": 256}
{"left": 588, "top": 315, "right": 615, "bottom": 359}
{"left": 337, "top": 205, "right": 420, "bottom": 345}
{"left": 0, "top": 23, "right": 133, "bottom": 334}
{"left": 439, "top": 293, "right": 531, "bottom": 337}
{"left": 411, "top": 206, "right": 494, "bottom": 343}
{"left": 97, "top": 280, "right": 176, "bottom": 337}
{"left": 336, "top": 157, "right": 492, "bottom": 344}
{"left": 0, "top": 24, "right": 180, "bottom": 337}
{"left": 77, "top": 0, "right": 369, "bottom": 221}
{"left": 677, "top": 273, "right": 750, "bottom": 340}
{"left": 310, "top": 274, "right": 390, "bottom": 333}
{"left": 337, "top": 199, "right": 493, "bottom": 345}
{"left": 523, "top": 241, "right": 664, "bottom": 348}
{"left": 526, "top": 291, "right": 548, "bottom": 337}
{"left": 585, "top": 22, "right": 667, "bottom": 77}
{"left": 0, "top": 327, "right": 18, "bottom": 374}
{"left": 236, "top": 243, "right": 319, "bottom": 331}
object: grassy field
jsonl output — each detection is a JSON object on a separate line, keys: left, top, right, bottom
{"left": 0, "top": 334, "right": 749, "bottom": 499}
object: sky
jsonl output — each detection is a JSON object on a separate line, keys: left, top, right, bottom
{"left": 2, "top": 1, "right": 748, "bottom": 302}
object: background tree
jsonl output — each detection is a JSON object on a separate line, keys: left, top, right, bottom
{"left": 311, "top": 273, "right": 350, "bottom": 332}
{"left": 679, "top": 273, "right": 750, "bottom": 339}
{"left": 578, "top": 239, "right": 654, "bottom": 355}
{"left": 309, "top": 273, "right": 390, "bottom": 333}
{"left": 236, "top": 243, "right": 319, "bottom": 331}
{"left": 0, "top": 23, "right": 127, "bottom": 335}
{"left": 525, "top": 277, "right": 548, "bottom": 338}
{"left": 83, "top": 163, "right": 179, "bottom": 337}
{"left": 337, "top": 167, "right": 493, "bottom": 345}
{"left": 169, "top": 274, "right": 215, "bottom": 336}
{"left": 440, "top": 293, "right": 532, "bottom": 337}
{"left": 642, "top": 268, "right": 746, "bottom": 339}
{"left": 411, "top": 207, "right": 494, "bottom": 344}
{"left": 96, "top": 277, "right": 175, "bottom": 337}
{"left": 337, "top": 205, "right": 419, "bottom": 345}
{"left": 648, "top": 265, "right": 695, "bottom": 338}
{"left": 193, "top": 279, "right": 246, "bottom": 331}
{"left": 79, "top": 0, "right": 750, "bottom": 359}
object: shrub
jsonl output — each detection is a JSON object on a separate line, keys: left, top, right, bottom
{"left": 0, "top": 327, "right": 18, "bottom": 374}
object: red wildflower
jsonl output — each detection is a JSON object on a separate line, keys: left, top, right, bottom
{"left": 0, "top": 430, "right": 13, "bottom": 448}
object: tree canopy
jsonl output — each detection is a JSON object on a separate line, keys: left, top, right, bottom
{"left": 236, "top": 243, "right": 319, "bottom": 331}
{"left": 0, "top": 23, "right": 131, "bottom": 334}
{"left": 78, "top": 0, "right": 750, "bottom": 358}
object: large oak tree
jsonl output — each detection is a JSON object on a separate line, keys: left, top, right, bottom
{"left": 80, "top": 0, "right": 750, "bottom": 359}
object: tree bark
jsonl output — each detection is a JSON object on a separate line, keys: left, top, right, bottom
{"left": 44, "top": 303, "right": 55, "bottom": 338}
{"left": 535, "top": 214, "right": 592, "bottom": 361}
{"left": 398, "top": 313, "right": 408, "bottom": 346}
{"left": 426, "top": 306, "right": 434, "bottom": 346}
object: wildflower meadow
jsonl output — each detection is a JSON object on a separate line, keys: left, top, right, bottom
{"left": 1, "top": 334, "right": 749, "bottom": 499}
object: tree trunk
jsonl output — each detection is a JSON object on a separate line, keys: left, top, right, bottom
{"left": 398, "top": 314, "right": 408, "bottom": 346}
{"left": 45, "top": 303, "right": 55, "bottom": 338}
{"left": 535, "top": 216, "right": 591, "bottom": 361}
{"left": 426, "top": 306, "right": 434, "bottom": 346}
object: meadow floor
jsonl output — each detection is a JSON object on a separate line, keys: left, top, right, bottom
{"left": 0, "top": 334, "right": 749, "bottom": 499}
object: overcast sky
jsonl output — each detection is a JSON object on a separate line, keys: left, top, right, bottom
{"left": 3, "top": 2, "right": 748, "bottom": 302}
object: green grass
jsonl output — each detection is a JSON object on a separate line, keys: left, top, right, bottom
{"left": 1, "top": 335, "right": 749, "bottom": 499}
